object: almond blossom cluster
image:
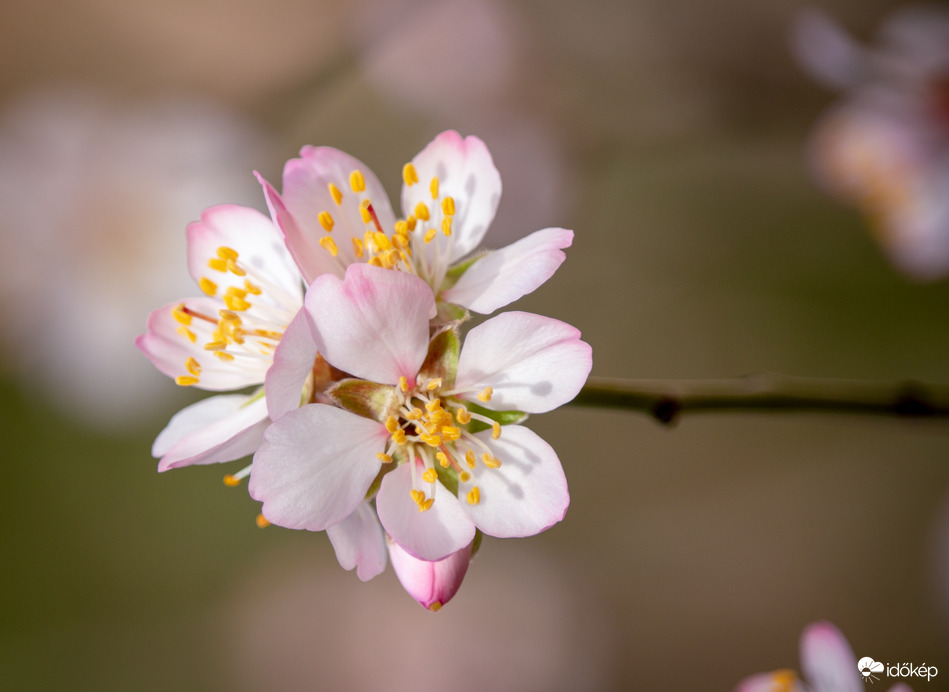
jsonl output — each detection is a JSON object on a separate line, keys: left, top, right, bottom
{"left": 138, "top": 131, "right": 592, "bottom": 610}
{"left": 793, "top": 6, "right": 949, "bottom": 279}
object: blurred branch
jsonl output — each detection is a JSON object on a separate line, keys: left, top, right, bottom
{"left": 572, "top": 374, "right": 949, "bottom": 425}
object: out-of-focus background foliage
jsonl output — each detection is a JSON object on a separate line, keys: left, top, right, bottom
{"left": 2, "top": 0, "right": 948, "bottom": 689}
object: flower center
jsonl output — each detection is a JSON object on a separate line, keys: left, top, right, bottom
{"left": 376, "top": 375, "right": 502, "bottom": 512}
{"left": 311, "top": 164, "right": 458, "bottom": 289}
{"left": 171, "top": 245, "right": 290, "bottom": 386}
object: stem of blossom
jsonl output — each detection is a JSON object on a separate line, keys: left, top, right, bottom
{"left": 571, "top": 374, "right": 949, "bottom": 425}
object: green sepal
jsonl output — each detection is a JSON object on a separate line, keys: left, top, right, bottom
{"left": 419, "top": 326, "right": 460, "bottom": 389}
{"left": 434, "top": 461, "right": 459, "bottom": 497}
{"left": 441, "top": 253, "right": 483, "bottom": 290}
{"left": 433, "top": 301, "right": 470, "bottom": 326}
{"left": 470, "top": 529, "right": 483, "bottom": 559}
{"left": 327, "top": 378, "right": 399, "bottom": 422}
{"left": 464, "top": 401, "right": 528, "bottom": 433}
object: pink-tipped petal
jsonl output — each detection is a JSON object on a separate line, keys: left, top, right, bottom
{"left": 441, "top": 228, "right": 573, "bottom": 313}
{"left": 326, "top": 502, "right": 387, "bottom": 582}
{"left": 457, "top": 425, "right": 569, "bottom": 539}
{"left": 186, "top": 204, "right": 302, "bottom": 302}
{"left": 455, "top": 311, "right": 592, "bottom": 413}
{"left": 387, "top": 537, "right": 472, "bottom": 611}
{"left": 137, "top": 298, "right": 270, "bottom": 390}
{"left": 153, "top": 394, "right": 269, "bottom": 471}
{"left": 403, "top": 131, "right": 502, "bottom": 264}
{"left": 376, "top": 461, "right": 476, "bottom": 562}
{"left": 265, "top": 308, "right": 318, "bottom": 420}
{"left": 305, "top": 264, "right": 435, "bottom": 385}
{"left": 257, "top": 172, "right": 332, "bottom": 285}
{"left": 800, "top": 621, "right": 862, "bottom": 692}
{"left": 249, "top": 405, "right": 388, "bottom": 531}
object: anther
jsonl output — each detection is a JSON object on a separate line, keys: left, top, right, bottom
{"left": 422, "top": 468, "right": 438, "bottom": 484}
{"left": 172, "top": 304, "right": 192, "bottom": 325}
{"left": 436, "top": 452, "right": 449, "bottom": 468}
{"left": 352, "top": 237, "right": 365, "bottom": 258}
{"left": 204, "top": 341, "right": 227, "bottom": 351}
{"left": 391, "top": 429, "right": 407, "bottom": 446}
{"left": 185, "top": 357, "right": 202, "bottom": 376}
{"left": 217, "top": 246, "right": 239, "bottom": 260}
{"left": 420, "top": 433, "right": 441, "bottom": 447}
{"left": 224, "top": 294, "right": 251, "bottom": 311}
{"left": 414, "top": 201, "right": 430, "bottom": 221}
{"left": 403, "top": 162, "right": 419, "bottom": 186}
{"left": 410, "top": 489, "right": 424, "bottom": 505}
{"left": 385, "top": 416, "right": 400, "bottom": 433}
{"left": 214, "top": 351, "right": 235, "bottom": 362}
{"left": 319, "top": 236, "right": 339, "bottom": 257}
{"left": 459, "top": 471, "right": 471, "bottom": 483}
{"left": 226, "top": 259, "right": 246, "bottom": 276}
{"left": 423, "top": 228, "right": 437, "bottom": 244}
{"left": 244, "top": 279, "right": 262, "bottom": 295}
{"left": 492, "top": 422, "right": 501, "bottom": 440}
{"left": 430, "top": 176, "right": 439, "bottom": 199}
{"left": 441, "top": 426, "right": 461, "bottom": 442}
{"left": 177, "top": 326, "right": 197, "bottom": 343}
{"left": 441, "top": 217, "right": 453, "bottom": 236}
{"left": 175, "top": 375, "right": 199, "bottom": 386}
{"left": 399, "top": 376, "right": 409, "bottom": 392}
{"left": 406, "top": 215, "right": 417, "bottom": 232}
{"left": 329, "top": 182, "right": 343, "bottom": 205}
{"left": 441, "top": 196, "right": 455, "bottom": 216}
{"left": 349, "top": 169, "right": 366, "bottom": 193}
{"left": 208, "top": 257, "right": 228, "bottom": 272}
{"left": 360, "top": 199, "right": 373, "bottom": 224}
{"left": 455, "top": 407, "right": 471, "bottom": 424}
{"left": 318, "top": 211, "right": 334, "bottom": 232}
{"left": 465, "top": 450, "right": 476, "bottom": 468}
{"left": 377, "top": 452, "right": 393, "bottom": 464}
{"left": 466, "top": 487, "right": 481, "bottom": 505}
{"left": 199, "top": 278, "right": 218, "bottom": 296}
{"left": 256, "top": 513, "right": 270, "bottom": 528}
{"left": 482, "top": 453, "right": 502, "bottom": 469}
{"left": 426, "top": 378, "right": 442, "bottom": 391}
{"left": 477, "top": 387, "right": 493, "bottom": 402}
{"left": 223, "top": 474, "right": 242, "bottom": 487}
{"left": 429, "top": 602, "right": 442, "bottom": 612}
{"left": 425, "top": 398, "right": 441, "bottom": 412}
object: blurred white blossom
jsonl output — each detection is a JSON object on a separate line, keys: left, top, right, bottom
{"left": 0, "top": 85, "right": 269, "bottom": 429}
{"left": 794, "top": 6, "right": 949, "bottom": 280}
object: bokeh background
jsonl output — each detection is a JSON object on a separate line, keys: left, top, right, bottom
{"left": 2, "top": 0, "right": 949, "bottom": 689}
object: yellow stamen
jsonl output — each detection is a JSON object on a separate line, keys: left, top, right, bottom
{"left": 414, "top": 201, "right": 430, "bottom": 221}
{"left": 403, "top": 162, "right": 419, "bottom": 186}
{"left": 477, "top": 386, "right": 493, "bottom": 402}
{"left": 441, "top": 217, "right": 453, "bottom": 236}
{"left": 420, "top": 433, "right": 441, "bottom": 447}
{"left": 214, "top": 351, "right": 235, "bottom": 362}
{"left": 360, "top": 199, "right": 372, "bottom": 224}
{"left": 185, "top": 357, "right": 201, "bottom": 376}
{"left": 244, "top": 279, "right": 262, "bottom": 295}
{"left": 436, "top": 452, "right": 450, "bottom": 468}
{"left": 410, "top": 488, "right": 424, "bottom": 505}
{"left": 455, "top": 407, "right": 471, "bottom": 424}
{"left": 226, "top": 259, "right": 246, "bottom": 276}
{"left": 425, "top": 398, "right": 441, "bottom": 412}
{"left": 208, "top": 257, "right": 228, "bottom": 272}
{"left": 223, "top": 474, "right": 242, "bottom": 487}
{"left": 376, "top": 452, "right": 393, "bottom": 464}
{"left": 172, "top": 304, "right": 192, "bottom": 325}
{"left": 426, "top": 378, "right": 442, "bottom": 391}
{"left": 394, "top": 220, "right": 408, "bottom": 235}
{"left": 177, "top": 326, "right": 197, "bottom": 343}
{"left": 391, "top": 429, "right": 407, "bottom": 446}
{"left": 441, "top": 196, "right": 455, "bottom": 216}
{"left": 492, "top": 421, "right": 501, "bottom": 440}
{"left": 406, "top": 215, "right": 417, "bottom": 232}
{"left": 406, "top": 408, "right": 423, "bottom": 421}
{"left": 329, "top": 182, "right": 343, "bottom": 205}
{"left": 368, "top": 256, "right": 383, "bottom": 267}
{"left": 199, "top": 278, "right": 218, "bottom": 296}
{"left": 422, "top": 468, "right": 438, "bottom": 483}
{"left": 217, "top": 246, "right": 239, "bottom": 260}
{"left": 224, "top": 294, "right": 251, "bottom": 311}
{"left": 226, "top": 286, "right": 247, "bottom": 299}
{"left": 429, "top": 601, "right": 442, "bottom": 612}
{"left": 459, "top": 471, "right": 471, "bottom": 483}
{"left": 219, "top": 309, "right": 241, "bottom": 322}
{"left": 399, "top": 376, "right": 409, "bottom": 392}
{"left": 352, "top": 237, "right": 365, "bottom": 259}
{"left": 466, "top": 487, "right": 481, "bottom": 505}
{"left": 175, "top": 375, "right": 199, "bottom": 386}
{"left": 349, "top": 169, "right": 366, "bottom": 193}
{"left": 319, "top": 236, "right": 339, "bottom": 257}
{"left": 423, "top": 228, "right": 437, "bottom": 244}
{"left": 373, "top": 231, "right": 393, "bottom": 251}
{"left": 465, "top": 450, "right": 476, "bottom": 468}
{"left": 204, "top": 341, "right": 227, "bottom": 351}
{"left": 318, "top": 211, "right": 334, "bottom": 232}
{"left": 256, "top": 513, "right": 270, "bottom": 528}
{"left": 385, "top": 416, "right": 400, "bottom": 433}
{"left": 429, "top": 176, "right": 439, "bottom": 199}
{"left": 482, "top": 453, "right": 502, "bottom": 469}
{"left": 420, "top": 497, "right": 434, "bottom": 512}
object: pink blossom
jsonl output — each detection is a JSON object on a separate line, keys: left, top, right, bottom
{"left": 257, "top": 130, "right": 573, "bottom": 315}
{"left": 137, "top": 204, "right": 304, "bottom": 472}
{"left": 249, "top": 263, "right": 591, "bottom": 568}
{"left": 386, "top": 538, "right": 472, "bottom": 612}
{"left": 736, "top": 621, "right": 912, "bottom": 692}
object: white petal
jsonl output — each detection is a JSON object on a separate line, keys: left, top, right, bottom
{"left": 457, "top": 425, "right": 568, "bottom": 539}
{"left": 326, "top": 502, "right": 387, "bottom": 582}
{"left": 800, "top": 621, "right": 862, "bottom": 692}
{"left": 248, "top": 405, "right": 388, "bottom": 531}
{"left": 265, "top": 308, "right": 318, "bottom": 420}
{"left": 154, "top": 394, "right": 269, "bottom": 471}
{"left": 403, "top": 131, "right": 501, "bottom": 265}
{"left": 376, "top": 461, "right": 476, "bottom": 562}
{"left": 455, "top": 311, "right": 592, "bottom": 412}
{"left": 441, "top": 228, "right": 572, "bottom": 313}
{"left": 306, "top": 263, "right": 435, "bottom": 384}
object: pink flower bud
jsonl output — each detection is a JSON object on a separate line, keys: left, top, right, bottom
{"left": 387, "top": 538, "right": 472, "bottom": 611}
